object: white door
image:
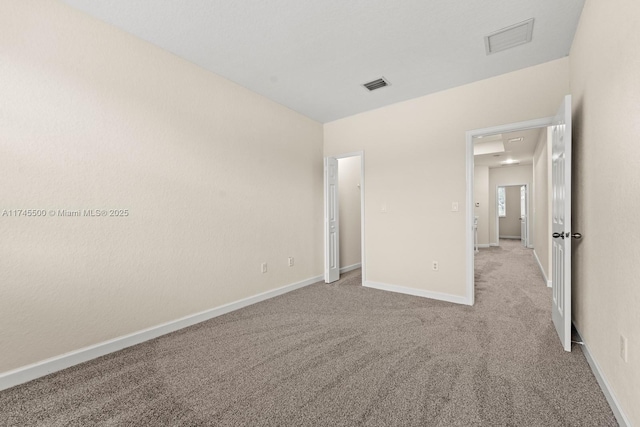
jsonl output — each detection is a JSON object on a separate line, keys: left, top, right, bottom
{"left": 520, "top": 186, "right": 527, "bottom": 246}
{"left": 324, "top": 157, "right": 340, "bottom": 283}
{"left": 551, "top": 95, "right": 572, "bottom": 352}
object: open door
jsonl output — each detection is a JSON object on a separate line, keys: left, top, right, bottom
{"left": 520, "top": 185, "right": 527, "bottom": 247}
{"left": 324, "top": 157, "right": 340, "bottom": 283}
{"left": 551, "top": 94, "right": 572, "bottom": 352}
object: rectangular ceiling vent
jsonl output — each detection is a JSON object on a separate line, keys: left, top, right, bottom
{"left": 485, "top": 18, "right": 534, "bottom": 55}
{"left": 363, "top": 77, "right": 390, "bottom": 91}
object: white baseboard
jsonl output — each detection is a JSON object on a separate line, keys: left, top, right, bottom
{"left": 573, "top": 323, "right": 631, "bottom": 427}
{"left": 532, "top": 250, "right": 552, "bottom": 287}
{"left": 477, "top": 244, "right": 490, "bottom": 249}
{"left": 364, "top": 280, "right": 470, "bottom": 306}
{"left": 490, "top": 243, "right": 499, "bottom": 247}
{"left": 340, "top": 263, "right": 361, "bottom": 273}
{"left": 499, "top": 235, "right": 521, "bottom": 239}
{"left": 0, "top": 274, "right": 323, "bottom": 392}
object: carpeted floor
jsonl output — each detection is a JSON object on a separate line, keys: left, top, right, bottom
{"left": 1, "top": 239, "right": 617, "bottom": 426}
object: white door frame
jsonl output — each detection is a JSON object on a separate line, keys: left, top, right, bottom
{"left": 324, "top": 151, "right": 366, "bottom": 283}
{"left": 466, "top": 117, "right": 552, "bottom": 305}
{"left": 495, "top": 183, "right": 529, "bottom": 244}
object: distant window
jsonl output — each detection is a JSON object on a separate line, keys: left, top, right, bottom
{"left": 498, "top": 187, "right": 506, "bottom": 217}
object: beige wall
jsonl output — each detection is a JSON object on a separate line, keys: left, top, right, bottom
{"left": 325, "top": 59, "right": 569, "bottom": 298}
{"left": 488, "top": 165, "right": 533, "bottom": 246}
{"left": 0, "top": 1, "right": 323, "bottom": 373}
{"left": 473, "top": 166, "right": 490, "bottom": 246}
{"left": 337, "top": 156, "right": 362, "bottom": 268}
{"left": 499, "top": 186, "right": 522, "bottom": 238}
{"left": 570, "top": 0, "right": 640, "bottom": 423}
{"left": 532, "top": 127, "right": 551, "bottom": 281}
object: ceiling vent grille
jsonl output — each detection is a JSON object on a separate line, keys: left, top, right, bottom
{"left": 485, "top": 18, "right": 534, "bottom": 55}
{"left": 363, "top": 77, "right": 390, "bottom": 91}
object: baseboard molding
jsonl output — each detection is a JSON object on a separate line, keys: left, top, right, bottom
{"left": 476, "top": 244, "right": 490, "bottom": 249}
{"left": 364, "top": 280, "right": 470, "bottom": 306}
{"left": 490, "top": 243, "right": 500, "bottom": 247}
{"left": 532, "top": 250, "right": 552, "bottom": 287}
{"left": 340, "top": 263, "right": 361, "bottom": 273}
{"left": 499, "top": 235, "right": 521, "bottom": 239}
{"left": 573, "top": 323, "right": 631, "bottom": 427}
{"left": 0, "top": 274, "right": 323, "bottom": 392}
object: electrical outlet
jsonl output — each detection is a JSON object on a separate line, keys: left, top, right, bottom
{"left": 620, "top": 335, "right": 628, "bottom": 362}
{"left": 432, "top": 261, "right": 439, "bottom": 271}
{"left": 288, "top": 257, "right": 294, "bottom": 267}
{"left": 261, "top": 262, "right": 268, "bottom": 274}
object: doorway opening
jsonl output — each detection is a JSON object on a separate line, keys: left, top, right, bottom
{"left": 467, "top": 95, "right": 573, "bottom": 352}
{"left": 323, "top": 152, "right": 365, "bottom": 284}
{"left": 466, "top": 117, "right": 553, "bottom": 305}
{"left": 496, "top": 184, "right": 529, "bottom": 247}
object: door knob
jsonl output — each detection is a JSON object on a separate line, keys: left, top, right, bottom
{"left": 552, "top": 232, "right": 583, "bottom": 239}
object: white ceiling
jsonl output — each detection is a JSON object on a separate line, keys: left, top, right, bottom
{"left": 60, "top": 0, "right": 585, "bottom": 123}
{"left": 474, "top": 128, "right": 542, "bottom": 168}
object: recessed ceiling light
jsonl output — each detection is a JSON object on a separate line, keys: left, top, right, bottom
{"left": 501, "top": 158, "right": 520, "bottom": 165}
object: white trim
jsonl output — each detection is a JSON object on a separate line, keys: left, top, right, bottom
{"left": 477, "top": 243, "right": 491, "bottom": 249}
{"left": 499, "top": 235, "right": 522, "bottom": 239}
{"left": 466, "top": 117, "right": 553, "bottom": 306}
{"left": 466, "top": 128, "right": 475, "bottom": 305}
{"left": 0, "top": 274, "right": 322, "bottom": 392}
{"left": 490, "top": 243, "right": 500, "bottom": 247}
{"left": 533, "top": 249, "right": 552, "bottom": 287}
{"left": 364, "top": 281, "right": 470, "bottom": 306}
{"left": 340, "top": 263, "right": 362, "bottom": 273}
{"left": 573, "top": 324, "right": 631, "bottom": 427}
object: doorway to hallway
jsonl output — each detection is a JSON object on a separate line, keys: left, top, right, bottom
{"left": 496, "top": 184, "right": 529, "bottom": 247}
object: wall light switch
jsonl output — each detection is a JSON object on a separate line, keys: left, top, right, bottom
{"left": 452, "top": 202, "right": 459, "bottom": 212}
{"left": 381, "top": 204, "right": 387, "bottom": 213}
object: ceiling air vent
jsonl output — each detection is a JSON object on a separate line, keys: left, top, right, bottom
{"left": 485, "top": 18, "right": 534, "bottom": 55}
{"left": 363, "top": 77, "right": 390, "bottom": 91}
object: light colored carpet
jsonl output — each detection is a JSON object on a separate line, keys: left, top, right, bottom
{"left": 1, "top": 239, "right": 617, "bottom": 426}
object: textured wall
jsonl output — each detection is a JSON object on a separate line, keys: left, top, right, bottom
{"left": 570, "top": 0, "right": 640, "bottom": 423}
{"left": 473, "top": 166, "right": 490, "bottom": 245}
{"left": 0, "top": 0, "right": 323, "bottom": 373}
{"left": 533, "top": 128, "right": 551, "bottom": 280}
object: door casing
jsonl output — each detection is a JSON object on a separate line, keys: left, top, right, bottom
{"left": 466, "top": 117, "right": 553, "bottom": 305}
